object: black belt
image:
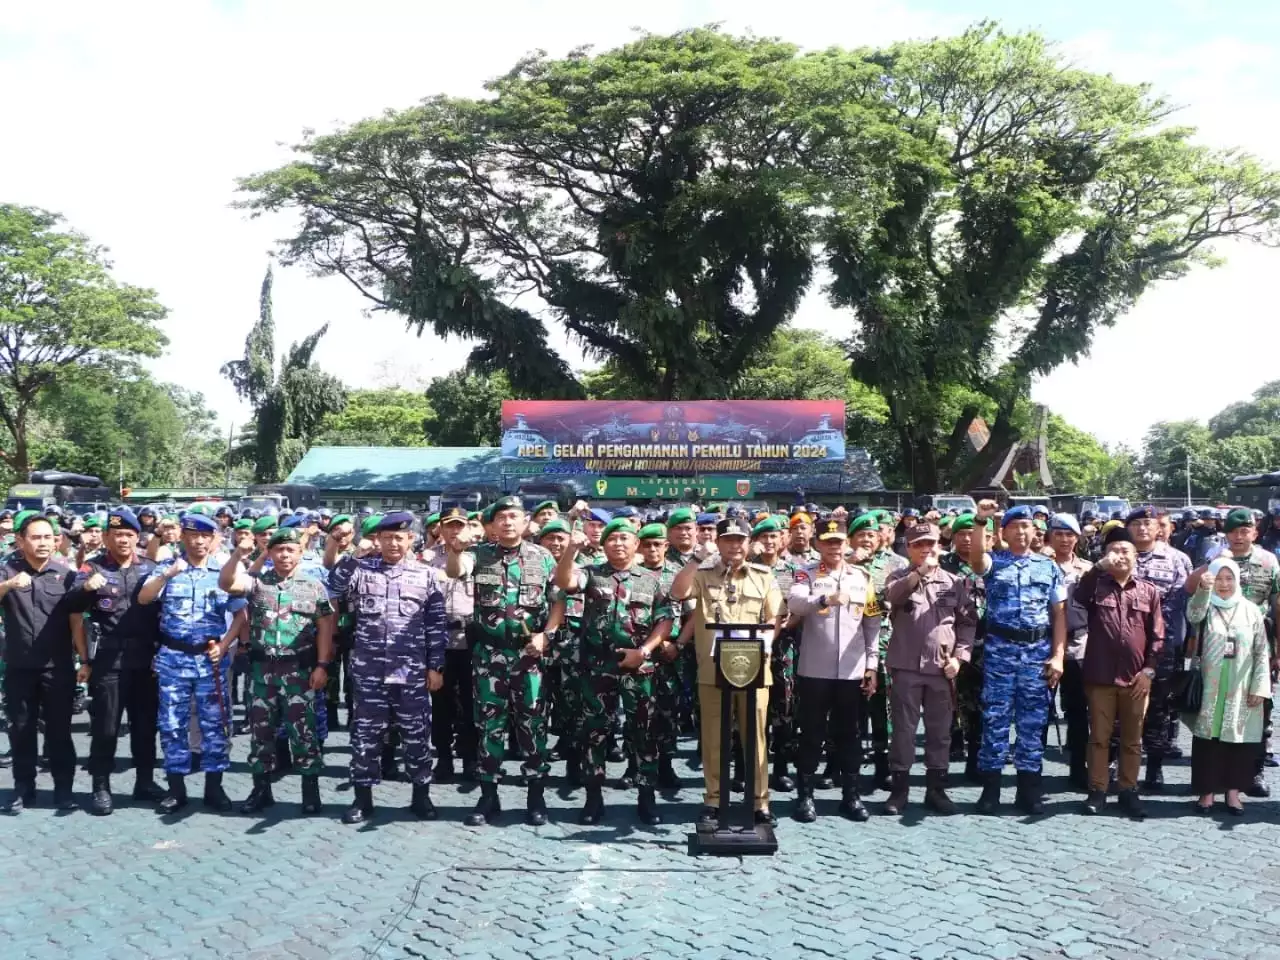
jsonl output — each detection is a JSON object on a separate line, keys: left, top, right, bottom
{"left": 160, "top": 636, "right": 220, "bottom": 655}
{"left": 987, "top": 625, "right": 1049, "bottom": 645}
{"left": 248, "top": 646, "right": 316, "bottom": 665}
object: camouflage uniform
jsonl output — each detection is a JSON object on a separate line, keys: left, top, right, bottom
{"left": 638, "top": 558, "right": 684, "bottom": 759}
{"left": 764, "top": 557, "right": 800, "bottom": 767}
{"left": 940, "top": 551, "right": 987, "bottom": 765}
{"left": 863, "top": 548, "right": 908, "bottom": 762}
{"left": 470, "top": 541, "right": 557, "bottom": 783}
{"left": 546, "top": 580, "right": 585, "bottom": 746}
{"left": 666, "top": 545, "right": 699, "bottom": 728}
{"left": 572, "top": 561, "right": 675, "bottom": 787}
{"left": 425, "top": 549, "right": 476, "bottom": 769}
{"left": 244, "top": 569, "right": 334, "bottom": 776}
{"left": 328, "top": 554, "right": 447, "bottom": 787}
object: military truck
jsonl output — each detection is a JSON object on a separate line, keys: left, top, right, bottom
{"left": 1228, "top": 472, "right": 1280, "bottom": 513}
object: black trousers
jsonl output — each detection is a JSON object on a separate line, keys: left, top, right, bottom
{"left": 431, "top": 648, "right": 476, "bottom": 762}
{"left": 1060, "top": 659, "right": 1089, "bottom": 771}
{"left": 89, "top": 666, "right": 158, "bottom": 777}
{"left": 5, "top": 666, "right": 76, "bottom": 786}
{"left": 797, "top": 676, "right": 865, "bottom": 778}
{"left": 1141, "top": 672, "right": 1176, "bottom": 760}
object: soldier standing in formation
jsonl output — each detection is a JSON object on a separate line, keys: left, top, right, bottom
{"left": 425, "top": 507, "right": 478, "bottom": 783}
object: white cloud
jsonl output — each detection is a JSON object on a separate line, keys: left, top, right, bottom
{"left": 1, "top": 0, "right": 1276, "bottom": 454}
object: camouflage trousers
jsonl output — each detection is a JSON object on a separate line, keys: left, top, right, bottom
{"left": 546, "top": 660, "right": 585, "bottom": 743}
{"left": 955, "top": 645, "right": 985, "bottom": 751}
{"left": 767, "top": 630, "right": 798, "bottom": 762}
{"left": 980, "top": 636, "right": 1052, "bottom": 773}
{"left": 652, "top": 657, "right": 681, "bottom": 756}
{"left": 580, "top": 656, "right": 657, "bottom": 786}
{"left": 248, "top": 659, "right": 320, "bottom": 776}
{"left": 472, "top": 639, "right": 549, "bottom": 783}
{"left": 350, "top": 674, "right": 433, "bottom": 787}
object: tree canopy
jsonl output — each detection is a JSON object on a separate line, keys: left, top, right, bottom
{"left": 317, "top": 388, "right": 432, "bottom": 446}
{"left": 0, "top": 204, "right": 168, "bottom": 475}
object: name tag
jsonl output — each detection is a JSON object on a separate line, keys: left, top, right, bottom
{"left": 1223, "top": 640, "right": 1236, "bottom": 660}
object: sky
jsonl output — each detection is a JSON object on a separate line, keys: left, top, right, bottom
{"left": 2, "top": 0, "right": 1277, "bottom": 451}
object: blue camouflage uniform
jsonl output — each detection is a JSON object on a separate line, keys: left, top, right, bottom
{"left": 328, "top": 544, "right": 447, "bottom": 788}
{"left": 153, "top": 556, "right": 245, "bottom": 774}
{"left": 980, "top": 542, "right": 1066, "bottom": 774}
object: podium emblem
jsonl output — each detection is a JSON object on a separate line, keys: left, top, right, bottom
{"left": 719, "top": 640, "right": 762, "bottom": 688}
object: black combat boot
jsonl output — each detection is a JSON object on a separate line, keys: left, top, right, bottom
{"left": 91, "top": 776, "right": 114, "bottom": 816}
{"left": 158, "top": 774, "right": 188, "bottom": 814}
{"left": 1143, "top": 756, "right": 1164, "bottom": 794}
{"left": 301, "top": 775, "right": 321, "bottom": 815}
{"left": 6, "top": 781, "right": 36, "bottom": 813}
{"left": 1082, "top": 790, "right": 1106, "bottom": 815}
{"left": 838, "top": 773, "right": 869, "bottom": 822}
{"left": 579, "top": 780, "right": 605, "bottom": 825}
{"left": 923, "top": 769, "right": 957, "bottom": 816}
{"left": 882, "top": 770, "right": 909, "bottom": 816}
{"left": 872, "top": 751, "right": 892, "bottom": 793}
{"left": 411, "top": 783, "right": 437, "bottom": 820}
{"left": 526, "top": 781, "right": 547, "bottom": 826}
{"left": 53, "top": 783, "right": 77, "bottom": 811}
{"left": 1014, "top": 771, "right": 1045, "bottom": 816}
{"left": 657, "top": 754, "right": 680, "bottom": 790}
{"left": 239, "top": 774, "right": 275, "bottom": 814}
{"left": 465, "top": 782, "right": 501, "bottom": 826}
{"left": 343, "top": 785, "right": 374, "bottom": 825}
{"left": 770, "top": 758, "right": 795, "bottom": 793}
{"left": 976, "top": 772, "right": 1001, "bottom": 815}
{"left": 1118, "top": 788, "right": 1146, "bottom": 821}
{"left": 792, "top": 773, "right": 817, "bottom": 822}
{"left": 133, "top": 770, "right": 164, "bottom": 803}
{"left": 433, "top": 755, "right": 456, "bottom": 784}
{"left": 203, "top": 772, "right": 232, "bottom": 812}
{"left": 636, "top": 785, "right": 661, "bottom": 826}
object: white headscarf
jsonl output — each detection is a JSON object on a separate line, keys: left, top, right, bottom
{"left": 1206, "top": 555, "right": 1242, "bottom": 609}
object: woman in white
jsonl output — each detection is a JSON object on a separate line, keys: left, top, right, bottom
{"left": 1187, "top": 556, "right": 1271, "bottom": 815}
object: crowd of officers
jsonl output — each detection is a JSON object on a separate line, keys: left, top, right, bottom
{"left": 1, "top": 493, "right": 1277, "bottom": 827}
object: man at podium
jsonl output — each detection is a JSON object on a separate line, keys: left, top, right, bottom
{"left": 671, "top": 516, "right": 784, "bottom": 827}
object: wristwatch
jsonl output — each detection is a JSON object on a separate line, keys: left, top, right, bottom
{"left": 1141, "top": 667, "right": 1155, "bottom": 679}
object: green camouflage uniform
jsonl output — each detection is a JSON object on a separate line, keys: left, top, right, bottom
{"left": 574, "top": 560, "right": 675, "bottom": 786}
{"left": 639, "top": 558, "right": 683, "bottom": 756}
{"left": 245, "top": 569, "right": 335, "bottom": 776}
{"left": 941, "top": 550, "right": 987, "bottom": 747}
{"left": 863, "top": 548, "right": 908, "bottom": 753}
{"left": 764, "top": 556, "right": 800, "bottom": 764}
{"left": 666, "top": 546, "right": 699, "bottom": 726}
{"left": 471, "top": 541, "right": 557, "bottom": 783}
{"left": 547, "top": 557, "right": 588, "bottom": 744}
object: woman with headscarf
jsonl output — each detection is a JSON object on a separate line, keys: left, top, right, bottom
{"left": 1187, "top": 556, "right": 1271, "bottom": 814}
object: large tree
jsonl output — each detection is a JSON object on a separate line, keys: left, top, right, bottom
{"left": 317, "top": 388, "right": 433, "bottom": 446}
{"left": 824, "top": 24, "right": 1280, "bottom": 491}
{"left": 0, "top": 204, "right": 167, "bottom": 475}
{"left": 423, "top": 370, "right": 509, "bottom": 447}
{"left": 221, "top": 267, "right": 346, "bottom": 481}
{"left": 238, "top": 28, "right": 898, "bottom": 399}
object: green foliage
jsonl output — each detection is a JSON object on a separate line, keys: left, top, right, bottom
{"left": 222, "top": 267, "right": 346, "bottom": 481}
{"left": 1044, "top": 413, "right": 1140, "bottom": 497}
{"left": 423, "top": 370, "right": 510, "bottom": 447}
{"left": 0, "top": 204, "right": 168, "bottom": 474}
{"left": 317, "top": 388, "right": 433, "bottom": 446}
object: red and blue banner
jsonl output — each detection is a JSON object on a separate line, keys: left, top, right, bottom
{"left": 500, "top": 400, "right": 846, "bottom": 475}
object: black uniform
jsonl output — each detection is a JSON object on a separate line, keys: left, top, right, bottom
{"left": 2, "top": 557, "right": 80, "bottom": 793}
{"left": 69, "top": 554, "right": 160, "bottom": 781}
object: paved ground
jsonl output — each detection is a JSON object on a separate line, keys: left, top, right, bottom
{"left": 3, "top": 708, "right": 1280, "bottom": 960}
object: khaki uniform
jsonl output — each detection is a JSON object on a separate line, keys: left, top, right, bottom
{"left": 688, "top": 560, "right": 783, "bottom": 811}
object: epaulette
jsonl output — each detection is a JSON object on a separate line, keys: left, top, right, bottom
{"left": 747, "top": 562, "right": 773, "bottom": 574}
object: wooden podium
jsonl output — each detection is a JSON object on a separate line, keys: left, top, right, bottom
{"left": 688, "top": 622, "right": 778, "bottom": 856}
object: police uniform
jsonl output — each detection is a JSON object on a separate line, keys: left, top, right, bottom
{"left": 425, "top": 507, "right": 477, "bottom": 782}
{"left": 977, "top": 506, "right": 1066, "bottom": 814}
{"left": 70, "top": 509, "right": 161, "bottom": 813}
{"left": 328, "top": 512, "right": 447, "bottom": 824}
{"left": 147, "top": 514, "right": 245, "bottom": 812}
{"left": 685, "top": 517, "right": 783, "bottom": 819}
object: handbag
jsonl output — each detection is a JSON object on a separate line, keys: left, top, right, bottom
{"left": 1170, "top": 620, "right": 1204, "bottom": 717}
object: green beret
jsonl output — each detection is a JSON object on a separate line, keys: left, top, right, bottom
{"left": 329, "top": 514, "right": 353, "bottom": 528}
{"left": 848, "top": 513, "right": 879, "bottom": 534}
{"left": 874, "top": 510, "right": 894, "bottom": 525}
{"left": 467, "top": 512, "right": 479, "bottom": 521}
{"left": 14, "top": 509, "right": 41, "bottom": 533}
{"left": 163, "top": 514, "right": 180, "bottom": 523}
{"left": 268, "top": 527, "right": 301, "bottom": 547}
{"left": 1033, "top": 519, "right": 1048, "bottom": 532}
{"left": 360, "top": 514, "right": 383, "bottom": 538}
{"left": 532, "top": 500, "right": 559, "bottom": 515}
{"left": 233, "top": 518, "right": 253, "bottom": 531}
{"left": 751, "top": 517, "right": 783, "bottom": 537}
{"left": 1224, "top": 507, "right": 1255, "bottom": 532}
{"left": 251, "top": 516, "right": 278, "bottom": 535}
{"left": 489, "top": 496, "right": 523, "bottom": 517}
{"left": 424, "top": 512, "right": 440, "bottom": 528}
{"left": 637, "top": 523, "right": 667, "bottom": 541}
{"left": 666, "top": 508, "right": 695, "bottom": 528}
{"left": 938, "top": 515, "right": 954, "bottom": 530}
{"left": 600, "top": 517, "right": 637, "bottom": 540}
{"left": 480, "top": 503, "right": 496, "bottom": 524}
{"left": 537, "top": 519, "right": 570, "bottom": 537}
{"left": 82, "top": 516, "right": 103, "bottom": 530}
{"left": 951, "top": 513, "right": 976, "bottom": 532}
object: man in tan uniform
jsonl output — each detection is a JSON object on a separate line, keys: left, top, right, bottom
{"left": 671, "top": 516, "right": 783, "bottom": 828}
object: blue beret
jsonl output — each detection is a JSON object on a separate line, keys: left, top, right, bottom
{"left": 377, "top": 511, "right": 416, "bottom": 533}
{"left": 1126, "top": 506, "right": 1157, "bottom": 524}
{"left": 1049, "top": 513, "right": 1081, "bottom": 535}
{"left": 107, "top": 508, "right": 141, "bottom": 533}
{"left": 696, "top": 512, "right": 720, "bottom": 526}
{"left": 587, "top": 508, "right": 613, "bottom": 525}
{"left": 180, "top": 513, "right": 218, "bottom": 534}
{"left": 1001, "top": 506, "right": 1033, "bottom": 527}
{"left": 612, "top": 505, "right": 639, "bottom": 519}
{"left": 901, "top": 508, "right": 920, "bottom": 518}
{"left": 279, "top": 513, "right": 304, "bottom": 529}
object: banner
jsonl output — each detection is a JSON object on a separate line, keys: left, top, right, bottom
{"left": 587, "top": 476, "right": 754, "bottom": 500}
{"left": 501, "top": 401, "right": 845, "bottom": 475}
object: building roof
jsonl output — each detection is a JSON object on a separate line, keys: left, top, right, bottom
{"left": 287, "top": 445, "right": 885, "bottom": 495}
{"left": 286, "top": 447, "right": 501, "bottom": 492}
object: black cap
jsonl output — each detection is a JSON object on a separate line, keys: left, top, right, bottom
{"left": 817, "top": 516, "right": 848, "bottom": 540}
{"left": 1126, "top": 506, "right": 1157, "bottom": 523}
{"left": 715, "top": 517, "right": 751, "bottom": 538}
{"left": 1104, "top": 527, "right": 1134, "bottom": 547}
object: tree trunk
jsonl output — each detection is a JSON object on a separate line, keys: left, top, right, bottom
{"left": 893, "top": 417, "right": 941, "bottom": 494}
